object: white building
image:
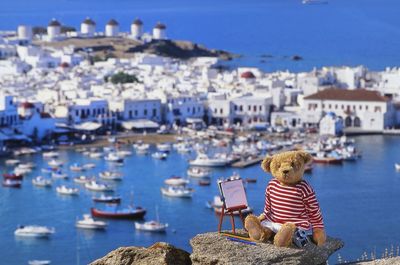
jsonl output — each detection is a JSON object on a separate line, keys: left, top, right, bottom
{"left": 47, "top": 19, "right": 61, "bottom": 41}
{"left": 81, "top": 18, "right": 96, "bottom": 37}
{"left": 270, "top": 111, "right": 302, "bottom": 129}
{"left": 131, "top": 19, "right": 143, "bottom": 39}
{"left": 18, "top": 102, "right": 56, "bottom": 140}
{"left": 208, "top": 98, "right": 233, "bottom": 126}
{"left": 164, "top": 96, "right": 204, "bottom": 125}
{"left": 109, "top": 98, "right": 161, "bottom": 122}
{"left": 0, "top": 94, "right": 19, "bottom": 128}
{"left": 153, "top": 22, "right": 166, "bottom": 40}
{"left": 105, "top": 19, "right": 119, "bottom": 37}
{"left": 17, "top": 25, "right": 32, "bottom": 42}
{"left": 302, "top": 88, "right": 395, "bottom": 132}
{"left": 319, "top": 113, "right": 343, "bottom": 136}
{"left": 231, "top": 94, "right": 273, "bottom": 127}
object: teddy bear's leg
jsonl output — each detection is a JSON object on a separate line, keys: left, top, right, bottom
{"left": 273, "top": 222, "right": 296, "bottom": 247}
{"left": 244, "top": 215, "right": 273, "bottom": 242}
{"left": 312, "top": 228, "right": 326, "bottom": 246}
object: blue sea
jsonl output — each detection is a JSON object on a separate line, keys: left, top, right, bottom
{"left": 1, "top": 135, "right": 400, "bottom": 264}
{"left": 1, "top": 0, "right": 400, "bottom": 72}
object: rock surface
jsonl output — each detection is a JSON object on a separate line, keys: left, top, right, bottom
{"left": 190, "top": 230, "right": 344, "bottom": 265}
{"left": 90, "top": 242, "right": 191, "bottom": 265}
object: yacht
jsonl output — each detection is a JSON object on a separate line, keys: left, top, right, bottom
{"left": 14, "top": 225, "right": 55, "bottom": 238}
{"left": 187, "top": 167, "right": 211, "bottom": 178}
{"left": 160, "top": 186, "right": 193, "bottom": 198}
{"left": 164, "top": 176, "right": 189, "bottom": 186}
{"left": 152, "top": 152, "right": 168, "bottom": 160}
{"left": 189, "top": 153, "right": 229, "bottom": 167}
{"left": 135, "top": 221, "right": 168, "bottom": 232}
{"left": 99, "top": 171, "right": 123, "bottom": 181}
{"left": 75, "top": 214, "right": 107, "bottom": 230}
{"left": 73, "top": 175, "right": 92, "bottom": 184}
{"left": 104, "top": 153, "right": 124, "bottom": 163}
{"left": 69, "top": 163, "right": 84, "bottom": 172}
{"left": 32, "top": 176, "right": 52, "bottom": 187}
{"left": 85, "top": 181, "right": 113, "bottom": 192}
{"left": 42, "top": 151, "right": 59, "bottom": 158}
{"left": 56, "top": 185, "right": 79, "bottom": 196}
{"left": 48, "top": 160, "right": 63, "bottom": 168}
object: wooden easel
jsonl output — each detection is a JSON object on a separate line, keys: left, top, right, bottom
{"left": 218, "top": 203, "right": 246, "bottom": 233}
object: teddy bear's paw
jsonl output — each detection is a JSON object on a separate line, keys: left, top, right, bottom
{"left": 244, "top": 215, "right": 263, "bottom": 241}
{"left": 274, "top": 223, "right": 296, "bottom": 247}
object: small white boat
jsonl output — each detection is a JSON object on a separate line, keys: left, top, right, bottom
{"left": 42, "top": 151, "right": 59, "bottom": 158}
{"left": 56, "top": 185, "right": 79, "bottom": 195}
{"left": 134, "top": 144, "right": 150, "bottom": 154}
{"left": 157, "top": 143, "right": 172, "bottom": 152}
{"left": 104, "top": 153, "right": 124, "bottom": 163}
{"left": 395, "top": 163, "right": 400, "bottom": 171}
{"left": 14, "top": 167, "right": 32, "bottom": 176}
{"left": 161, "top": 186, "right": 193, "bottom": 198}
{"left": 189, "top": 153, "right": 230, "bottom": 167}
{"left": 69, "top": 163, "right": 84, "bottom": 171}
{"left": 14, "top": 225, "right": 55, "bottom": 238}
{"left": 99, "top": 171, "right": 123, "bottom": 181}
{"left": 85, "top": 181, "right": 113, "bottom": 192}
{"left": 164, "top": 176, "right": 189, "bottom": 186}
{"left": 28, "top": 260, "right": 51, "bottom": 265}
{"left": 116, "top": 150, "right": 132, "bottom": 157}
{"left": 187, "top": 167, "right": 211, "bottom": 178}
{"left": 32, "top": 176, "right": 52, "bottom": 187}
{"left": 73, "top": 175, "right": 92, "bottom": 184}
{"left": 75, "top": 214, "right": 107, "bottom": 230}
{"left": 18, "top": 162, "right": 36, "bottom": 170}
{"left": 83, "top": 163, "right": 96, "bottom": 169}
{"left": 89, "top": 152, "right": 103, "bottom": 158}
{"left": 5, "top": 159, "right": 20, "bottom": 166}
{"left": 48, "top": 160, "right": 63, "bottom": 168}
{"left": 135, "top": 221, "right": 168, "bottom": 232}
{"left": 152, "top": 152, "right": 168, "bottom": 160}
{"left": 51, "top": 171, "right": 68, "bottom": 179}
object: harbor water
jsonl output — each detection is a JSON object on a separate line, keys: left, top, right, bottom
{"left": 1, "top": 135, "right": 400, "bottom": 264}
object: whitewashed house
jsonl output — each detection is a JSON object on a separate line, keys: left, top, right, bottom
{"left": 18, "top": 102, "right": 56, "bottom": 140}
{"left": 163, "top": 96, "right": 204, "bottom": 125}
{"left": 231, "top": 94, "right": 273, "bottom": 127}
{"left": 208, "top": 98, "right": 233, "bottom": 126}
{"left": 0, "top": 94, "right": 19, "bottom": 128}
{"left": 302, "top": 88, "right": 395, "bottom": 133}
{"left": 109, "top": 98, "right": 162, "bottom": 122}
{"left": 319, "top": 113, "right": 343, "bottom": 136}
{"left": 270, "top": 111, "right": 302, "bottom": 129}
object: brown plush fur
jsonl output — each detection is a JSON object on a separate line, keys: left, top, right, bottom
{"left": 245, "top": 150, "right": 326, "bottom": 247}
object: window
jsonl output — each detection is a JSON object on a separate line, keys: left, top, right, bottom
{"left": 359, "top": 105, "right": 362, "bottom": 110}
{"left": 374, "top": 106, "right": 381, "bottom": 113}
{"left": 353, "top": 105, "right": 356, "bottom": 110}
{"left": 248, "top": 105, "right": 251, "bottom": 111}
{"left": 322, "top": 104, "right": 325, "bottom": 109}
{"left": 234, "top": 105, "right": 238, "bottom": 111}
{"left": 129, "top": 110, "right": 132, "bottom": 118}
{"left": 134, "top": 110, "right": 138, "bottom": 116}
{"left": 341, "top": 105, "right": 344, "bottom": 109}
{"left": 253, "top": 106, "right": 257, "bottom": 112}
{"left": 153, "top": 109, "right": 157, "bottom": 116}
{"left": 328, "top": 104, "right": 331, "bottom": 109}
{"left": 259, "top": 105, "right": 262, "bottom": 111}
{"left": 214, "top": 108, "right": 217, "bottom": 114}
{"left": 366, "top": 105, "right": 369, "bottom": 110}
{"left": 335, "top": 104, "right": 338, "bottom": 109}
{"left": 240, "top": 105, "right": 243, "bottom": 111}
{"left": 192, "top": 107, "right": 195, "bottom": 114}
{"left": 144, "top": 109, "right": 148, "bottom": 116}
{"left": 220, "top": 108, "right": 223, "bottom": 114}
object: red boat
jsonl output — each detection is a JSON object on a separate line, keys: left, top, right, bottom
{"left": 244, "top": 178, "right": 257, "bottom": 183}
{"left": 91, "top": 207, "right": 146, "bottom": 219}
{"left": 312, "top": 157, "right": 343, "bottom": 164}
{"left": 198, "top": 178, "right": 211, "bottom": 186}
{"left": 3, "top": 173, "right": 23, "bottom": 180}
{"left": 92, "top": 195, "right": 121, "bottom": 204}
{"left": 2, "top": 179, "right": 22, "bottom": 188}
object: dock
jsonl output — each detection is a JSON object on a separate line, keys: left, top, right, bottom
{"left": 231, "top": 156, "right": 264, "bottom": 168}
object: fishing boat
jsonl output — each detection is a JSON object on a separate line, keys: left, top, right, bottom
{"left": 104, "top": 153, "right": 124, "bottom": 163}
{"left": 187, "top": 167, "right": 211, "bottom": 178}
{"left": 56, "top": 185, "right": 79, "bottom": 196}
{"left": 99, "top": 171, "right": 123, "bottom": 181}
{"left": 164, "top": 176, "right": 189, "bottom": 186}
{"left": 160, "top": 186, "right": 193, "bottom": 198}
{"left": 73, "top": 175, "right": 92, "bottom": 184}
{"left": 152, "top": 152, "right": 168, "bottom": 160}
{"left": 91, "top": 206, "right": 146, "bottom": 219}
{"left": 69, "top": 163, "right": 84, "bottom": 172}
{"left": 85, "top": 181, "right": 113, "bottom": 192}
{"left": 18, "top": 162, "right": 36, "bottom": 170}
{"left": 32, "top": 176, "right": 52, "bottom": 187}
{"left": 14, "top": 166, "right": 32, "bottom": 176}
{"left": 134, "top": 143, "right": 150, "bottom": 154}
{"left": 189, "top": 153, "right": 230, "bottom": 167}
{"left": 28, "top": 260, "right": 51, "bottom": 265}
{"left": 92, "top": 194, "right": 121, "bottom": 204}
{"left": 2, "top": 179, "right": 21, "bottom": 188}
{"left": 14, "top": 225, "right": 55, "bottom": 238}
{"left": 75, "top": 214, "right": 107, "bottom": 230}
{"left": 3, "top": 173, "right": 23, "bottom": 180}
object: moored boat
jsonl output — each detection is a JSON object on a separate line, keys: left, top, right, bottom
{"left": 28, "top": 260, "right": 51, "bottom": 265}
{"left": 69, "top": 163, "right": 84, "bottom": 171}
{"left": 32, "top": 176, "right": 52, "bottom": 187}
{"left": 160, "top": 186, "right": 193, "bottom": 198}
{"left": 76, "top": 214, "right": 107, "bottom": 230}
{"left": 92, "top": 194, "right": 121, "bottom": 204}
{"left": 3, "top": 179, "right": 22, "bottom": 188}
{"left": 3, "top": 173, "right": 23, "bottom": 180}
{"left": 135, "top": 221, "right": 168, "bottom": 232}
{"left": 56, "top": 185, "right": 79, "bottom": 195}
{"left": 164, "top": 176, "right": 189, "bottom": 186}
{"left": 189, "top": 153, "right": 230, "bottom": 167}
{"left": 187, "top": 167, "right": 211, "bottom": 178}
{"left": 91, "top": 206, "right": 146, "bottom": 219}
{"left": 14, "top": 225, "right": 55, "bottom": 238}
{"left": 99, "top": 171, "right": 123, "bottom": 181}
{"left": 152, "top": 152, "right": 168, "bottom": 160}
{"left": 104, "top": 153, "right": 124, "bottom": 163}
{"left": 85, "top": 181, "right": 113, "bottom": 192}
{"left": 73, "top": 175, "right": 92, "bottom": 184}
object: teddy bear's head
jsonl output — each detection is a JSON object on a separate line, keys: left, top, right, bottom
{"left": 261, "top": 150, "right": 312, "bottom": 186}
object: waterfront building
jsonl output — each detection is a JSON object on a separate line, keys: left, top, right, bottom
{"left": 18, "top": 102, "right": 56, "bottom": 140}
{"left": 231, "top": 94, "right": 273, "bottom": 127}
{"left": 319, "top": 112, "right": 343, "bottom": 136}
{"left": 270, "top": 111, "right": 302, "bottom": 129}
{"left": 302, "top": 88, "right": 396, "bottom": 133}
{"left": 105, "top": 19, "right": 119, "bottom": 37}
{"left": 0, "top": 94, "right": 19, "bottom": 128}
{"left": 163, "top": 96, "right": 204, "bottom": 125}
{"left": 207, "top": 97, "right": 233, "bottom": 126}
{"left": 47, "top": 19, "right": 61, "bottom": 41}
{"left": 17, "top": 25, "right": 32, "bottom": 42}
{"left": 81, "top": 17, "right": 96, "bottom": 37}
{"left": 131, "top": 19, "right": 143, "bottom": 39}
{"left": 153, "top": 22, "right": 166, "bottom": 40}
{"left": 109, "top": 98, "right": 162, "bottom": 123}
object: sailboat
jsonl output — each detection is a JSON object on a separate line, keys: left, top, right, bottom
{"left": 135, "top": 206, "right": 168, "bottom": 232}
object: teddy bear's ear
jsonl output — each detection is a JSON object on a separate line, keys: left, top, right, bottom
{"left": 297, "top": 151, "right": 312, "bottom": 165}
{"left": 261, "top": 156, "right": 273, "bottom": 172}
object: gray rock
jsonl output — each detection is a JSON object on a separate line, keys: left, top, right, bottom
{"left": 90, "top": 242, "right": 191, "bottom": 265}
{"left": 190, "top": 230, "right": 343, "bottom": 265}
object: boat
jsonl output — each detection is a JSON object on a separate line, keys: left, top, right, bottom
{"left": 28, "top": 260, "right": 51, "bottom": 265}
{"left": 302, "top": 0, "right": 328, "bottom": 4}
{"left": 99, "top": 171, "right": 123, "bottom": 181}
{"left": 92, "top": 195, "right": 121, "bottom": 204}
{"left": 82, "top": 163, "right": 96, "bottom": 169}
{"left": 2, "top": 179, "right": 21, "bottom": 188}
{"left": 73, "top": 175, "right": 92, "bottom": 184}
{"left": 135, "top": 220, "right": 168, "bottom": 232}
{"left": 160, "top": 186, "right": 193, "bottom": 198}
{"left": 164, "top": 176, "right": 189, "bottom": 186}
{"left": 48, "top": 159, "right": 63, "bottom": 168}
{"left": 75, "top": 214, "right": 107, "bottom": 230}
{"left": 187, "top": 167, "right": 211, "bottom": 178}
{"left": 395, "top": 163, "right": 400, "bottom": 171}
{"left": 198, "top": 178, "right": 211, "bottom": 186}
{"left": 134, "top": 143, "right": 150, "bottom": 154}
{"left": 32, "top": 176, "right": 52, "bottom": 187}
{"left": 3, "top": 173, "right": 23, "bottom": 180}
{"left": 152, "top": 152, "right": 168, "bottom": 160}
{"left": 156, "top": 143, "right": 172, "bottom": 152}
{"left": 14, "top": 166, "right": 32, "bottom": 176}
{"left": 69, "top": 163, "right": 84, "bottom": 171}
{"left": 312, "top": 152, "right": 343, "bottom": 164}
{"left": 244, "top": 178, "right": 257, "bottom": 183}
{"left": 85, "top": 181, "right": 113, "bottom": 192}
{"left": 104, "top": 153, "right": 124, "bottom": 163}
{"left": 91, "top": 206, "right": 146, "bottom": 219}
{"left": 17, "top": 162, "right": 35, "bottom": 170}
{"left": 116, "top": 150, "right": 132, "bottom": 157}
{"left": 51, "top": 171, "right": 68, "bottom": 179}
{"left": 89, "top": 152, "right": 103, "bottom": 158}
{"left": 14, "top": 225, "right": 55, "bottom": 238}
{"left": 56, "top": 185, "right": 79, "bottom": 195}
{"left": 42, "top": 151, "right": 59, "bottom": 158}
{"left": 189, "top": 153, "right": 230, "bottom": 167}
{"left": 5, "top": 159, "right": 20, "bottom": 166}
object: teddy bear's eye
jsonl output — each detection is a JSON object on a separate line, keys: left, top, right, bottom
{"left": 291, "top": 162, "right": 295, "bottom": 167}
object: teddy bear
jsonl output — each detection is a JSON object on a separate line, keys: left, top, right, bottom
{"left": 244, "top": 150, "right": 326, "bottom": 247}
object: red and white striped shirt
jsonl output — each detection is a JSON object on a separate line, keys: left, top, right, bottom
{"left": 263, "top": 179, "right": 324, "bottom": 230}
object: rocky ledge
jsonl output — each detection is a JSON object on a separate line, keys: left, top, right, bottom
{"left": 91, "top": 231, "right": 343, "bottom": 265}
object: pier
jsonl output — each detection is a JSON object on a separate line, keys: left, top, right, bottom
{"left": 231, "top": 156, "right": 264, "bottom": 168}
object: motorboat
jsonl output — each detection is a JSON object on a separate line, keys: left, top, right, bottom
{"left": 3, "top": 173, "right": 23, "bottom": 180}
{"left": 28, "top": 260, "right": 51, "bottom": 265}
{"left": 73, "top": 175, "right": 92, "bottom": 184}
{"left": 14, "top": 166, "right": 32, "bottom": 176}
{"left": 5, "top": 159, "right": 20, "bottom": 166}
{"left": 14, "top": 225, "right": 55, "bottom": 238}
{"left": 134, "top": 144, "right": 150, "bottom": 155}
{"left": 83, "top": 163, "right": 96, "bottom": 169}
{"left": 17, "top": 162, "right": 35, "bottom": 170}
{"left": 104, "top": 153, "right": 124, "bottom": 163}
{"left": 198, "top": 178, "right": 211, "bottom": 186}
{"left": 160, "top": 186, "right": 193, "bottom": 198}
{"left": 156, "top": 143, "right": 172, "bottom": 152}
{"left": 48, "top": 159, "right": 63, "bottom": 168}
{"left": 51, "top": 171, "right": 68, "bottom": 179}
{"left": 312, "top": 152, "right": 343, "bottom": 164}
{"left": 32, "top": 176, "right": 52, "bottom": 187}
{"left": 189, "top": 153, "right": 230, "bottom": 167}
{"left": 164, "top": 176, "right": 189, "bottom": 186}
{"left": 2, "top": 179, "right": 21, "bottom": 188}
{"left": 69, "top": 163, "right": 84, "bottom": 172}
{"left": 56, "top": 185, "right": 79, "bottom": 196}
{"left": 395, "top": 163, "right": 400, "bottom": 171}
{"left": 89, "top": 152, "right": 103, "bottom": 158}
{"left": 187, "top": 167, "right": 211, "bottom": 178}
{"left": 85, "top": 181, "right": 113, "bottom": 192}
{"left": 135, "top": 221, "right": 168, "bottom": 232}
{"left": 99, "top": 171, "right": 123, "bottom": 181}
{"left": 42, "top": 151, "right": 59, "bottom": 158}
{"left": 152, "top": 152, "right": 168, "bottom": 160}
{"left": 91, "top": 206, "right": 146, "bottom": 219}
{"left": 116, "top": 150, "right": 132, "bottom": 157}
{"left": 92, "top": 195, "right": 121, "bottom": 204}
{"left": 75, "top": 214, "right": 107, "bottom": 230}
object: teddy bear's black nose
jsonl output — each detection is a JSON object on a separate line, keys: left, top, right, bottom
{"left": 282, "top": 169, "right": 289, "bottom": 174}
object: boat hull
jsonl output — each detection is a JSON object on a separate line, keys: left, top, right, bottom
{"left": 91, "top": 207, "right": 146, "bottom": 219}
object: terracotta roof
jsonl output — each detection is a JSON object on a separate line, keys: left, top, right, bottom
{"left": 132, "top": 18, "right": 143, "bottom": 25}
{"left": 82, "top": 17, "right": 96, "bottom": 25}
{"left": 303, "top": 88, "right": 388, "bottom": 102}
{"left": 107, "top": 19, "right": 119, "bottom": 26}
{"left": 154, "top": 22, "right": 166, "bottom": 30}
{"left": 48, "top": 19, "right": 61, "bottom": 27}
{"left": 240, "top": 71, "right": 256, "bottom": 79}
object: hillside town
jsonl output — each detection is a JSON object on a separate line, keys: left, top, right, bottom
{"left": 0, "top": 17, "right": 400, "bottom": 147}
